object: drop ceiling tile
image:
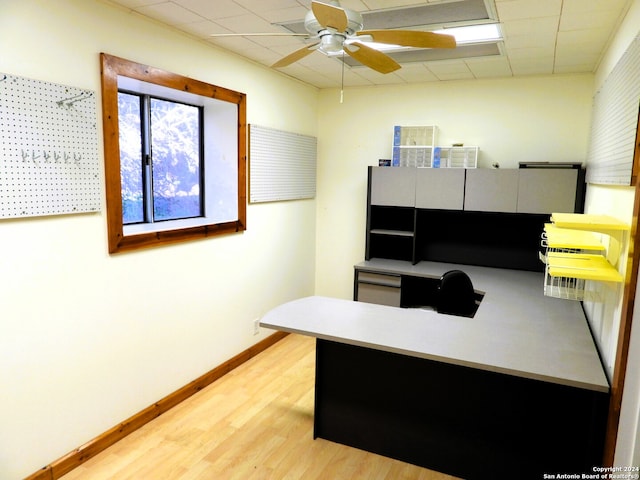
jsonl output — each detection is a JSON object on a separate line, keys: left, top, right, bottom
{"left": 555, "top": 50, "right": 600, "bottom": 67}
{"left": 173, "top": 0, "right": 249, "bottom": 20}
{"left": 509, "top": 55, "right": 554, "bottom": 75}
{"left": 178, "top": 20, "right": 226, "bottom": 38}
{"left": 557, "top": 28, "right": 612, "bottom": 48}
{"left": 562, "top": 0, "right": 630, "bottom": 15}
{"left": 259, "top": 6, "right": 312, "bottom": 23}
{"left": 136, "top": 2, "right": 205, "bottom": 25}
{"left": 208, "top": 34, "right": 266, "bottom": 52}
{"left": 393, "top": 63, "right": 439, "bottom": 82}
{"left": 426, "top": 60, "right": 475, "bottom": 80}
{"left": 213, "top": 13, "right": 285, "bottom": 33}
{"left": 269, "top": 61, "right": 312, "bottom": 76}
{"left": 243, "top": 34, "right": 305, "bottom": 48}
{"left": 310, "top": 77, "right": 343, "bottom": 89}
{"left": 500, "top": 16, "right": 560, "bottom": 57}
{"left": 296, "top": 60, "right": 372, "bottom": 87}
{"left": 297, "top": 53, "right": 344, "bottom": 72}
{"left": 504, "top": 30, "right": 558, "bottom": 50}
{"left": 310, "top": 60, "right": 350, "bottom": 78}
{"left": 349, "top": 67, "right": 406, "bottom": 85}
{"left": 339, "top": 0, "right": 373, "bottom": 12}
{"left": 248, "top": 49, "right": 285, "bottom": 66}
{"left": 269, "top": 63, "right": 325, "bottom": 84}
{"left": 505, "top": 45, "right": 555, "bottom": 60}
{"left": 343, "top": 71, "right": 380, "bottom": 87}
{"left": 559, "top": 10, "right": 619, "bottom": 31}
{"left": 233, "top": 0, "right": 303, "bottom": 10}
{"left": 554, "top": 46, "right": 602, "bottom": 64}
{"left": 500, "top": 16, "right": 560, "bottom": 38}
{"left": 496, "top": 0, "right": 562, "bottom": 21}
{"left": 465, "top": 55, "right": 513, "bottom": 78}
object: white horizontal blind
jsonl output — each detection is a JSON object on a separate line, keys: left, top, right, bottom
{"left": 586, "top": 33, "right": 640, "bottom": 185}
{"left": 249, "top": 124, "right": 316, "bottom": 203}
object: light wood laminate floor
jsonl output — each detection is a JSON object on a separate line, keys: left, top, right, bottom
{"left": 61, "top": 333, "right": 460, "bottom": 480}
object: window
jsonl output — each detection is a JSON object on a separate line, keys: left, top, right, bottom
{"left": 118, "top": 91, "right": 203, "bottom": 224}
{"left": 100, "top": 53, "right": 247, "bottom": 253}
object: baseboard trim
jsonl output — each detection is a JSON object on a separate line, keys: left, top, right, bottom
{"left": 24, "top": 331, "right": 289, "bottom": 480}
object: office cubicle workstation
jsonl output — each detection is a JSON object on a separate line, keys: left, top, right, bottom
{"left": 262, "top": 164, "right": 611, "bottom": 479}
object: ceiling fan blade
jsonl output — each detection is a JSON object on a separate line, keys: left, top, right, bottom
{"left": 357, "top": 30, "right": 456, "bottom": 49}
{"left": 272, "top": 42, "right": 320, "bottom": 68}
{"left": 345, "top": 42, "right": 401, "bottom": 74}
{"left": 311, "top": 1, "right": 348, "bottom": 32}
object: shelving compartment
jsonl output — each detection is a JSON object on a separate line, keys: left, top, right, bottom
{"left": 435, "top": 146, "right": 478, "bottom": 168}
{"left": 392, "top": 125, "right": 436, "bottom": 167}
{"left": 394, "top": 125, "right": 436, "bottom": 147}
{"left": 397, "top": 147, "right": 433, "bottom": 168}
{"left": 367, "top": 206, "right": 416, "bottom": 262}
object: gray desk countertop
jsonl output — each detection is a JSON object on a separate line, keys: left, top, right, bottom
{"left": 260, "top": 259, "right": 610, "bottom": 393}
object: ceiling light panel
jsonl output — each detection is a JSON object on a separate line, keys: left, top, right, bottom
{"left": 277, "top": 0, "right": 496, "bottom": 34}
{"left": 340, "top": 42, "right": 502, "bottom": 67}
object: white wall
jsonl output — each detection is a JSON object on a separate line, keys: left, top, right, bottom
{"left": 0, "top": 1, "right": 318, "bottom": 478}
{"left": 315, "top": 75, "right": 594, "bottom": 299}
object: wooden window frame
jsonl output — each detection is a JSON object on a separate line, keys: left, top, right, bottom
{"left": 100, "top": 53, "right": 247, "bottom": 253}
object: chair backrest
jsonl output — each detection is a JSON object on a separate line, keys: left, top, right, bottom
{"left": 436, "top": 270, "right": 476, "bottom": 316}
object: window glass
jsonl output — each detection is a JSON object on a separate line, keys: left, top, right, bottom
{"left": 149, "top": 98, "right": 202, "bottom": 222}
{"left": 118, "top": 92, "right": 144, "bottom": 224}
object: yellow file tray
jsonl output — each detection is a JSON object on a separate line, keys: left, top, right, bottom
{"left": 546, "top": 252, "right": 624, "bottom": 283}
{"left": 550, "top": 213, "right": 629, "bottom": 234}
{"left": 543, "top": 224, "right": 605, "bottom": 252}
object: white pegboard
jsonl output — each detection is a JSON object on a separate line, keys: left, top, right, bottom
{"left": 0, "top": 72, "right": 101, "bottom": 218}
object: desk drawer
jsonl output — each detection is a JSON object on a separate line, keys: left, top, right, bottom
{"left": 357, "top": 272, "right": 402, "bottom": 287}
{"left": 357, "top": 282, "right": 401, "bottom": 307}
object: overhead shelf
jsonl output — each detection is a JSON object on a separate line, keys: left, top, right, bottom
{"left": 370, "top": 228, "right": 414, "bottom": 237}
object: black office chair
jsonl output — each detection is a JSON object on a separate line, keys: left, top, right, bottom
{"left": 436, "top": 270, "right": 476, "bottom": 317}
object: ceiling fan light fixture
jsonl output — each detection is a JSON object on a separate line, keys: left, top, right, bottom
{"left": 319, "top": 32, "right": 346, "bottom": 54}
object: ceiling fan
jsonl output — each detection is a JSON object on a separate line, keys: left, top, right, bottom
{"left": 212, "top": 1, "right": 457, "bottom": 75}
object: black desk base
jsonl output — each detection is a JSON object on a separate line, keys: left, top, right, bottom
{"left": 313, "top": 339, "right": 609, "bottom": 480}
